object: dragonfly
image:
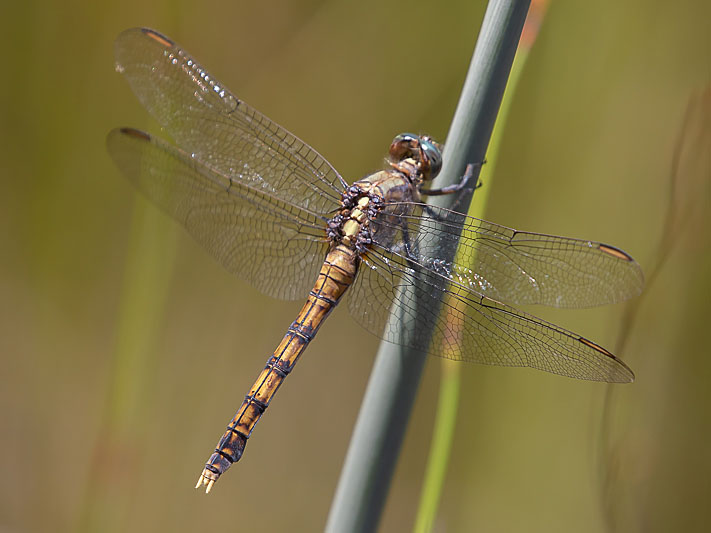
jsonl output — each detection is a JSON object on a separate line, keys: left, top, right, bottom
{"left": 107, "top": 28, "right": 644, "bottom": 494}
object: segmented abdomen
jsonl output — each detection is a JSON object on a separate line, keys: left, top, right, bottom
{"left": 195, "top": 243, "right": 359, "bottom": 492}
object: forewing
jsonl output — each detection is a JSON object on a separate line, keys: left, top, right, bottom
{"left": 114, "top": 28, "right": 345, "bottom": 216}
{"left": 107, "top": 127, "right": 328, "bottom": 300}
{"left": 372, "top": 203, "right": 644, "bottom": 308}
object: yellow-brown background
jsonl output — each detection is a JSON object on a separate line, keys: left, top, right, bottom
{"left": 1, "top": 1, "right": 709, "bottom": 531}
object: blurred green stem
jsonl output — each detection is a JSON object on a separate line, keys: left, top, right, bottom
{"left": 413, "top": 359, "right": 461, "bottom": 533}
{"left": 325, "top": 2, "right": 530, "bottom": 532}
{"left": 77, "top": 199, "right": 177, "bottom": 533}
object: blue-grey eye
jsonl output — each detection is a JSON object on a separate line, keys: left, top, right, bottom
{"left": 420, "top": 137, "right": 442, "bottom": 179}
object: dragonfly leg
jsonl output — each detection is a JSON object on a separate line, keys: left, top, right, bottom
{"left": 420, "top": 161, "right": 485, "bottom": 209}
{"left": 398, "top": 217, "right": 417, "bottom": 261}
{"left": 421, "top": 163, "right": 485, "bottom": 215}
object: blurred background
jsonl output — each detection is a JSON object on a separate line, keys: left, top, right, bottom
{"left": 1, "top": 0, "right": 709, "bottom": 531}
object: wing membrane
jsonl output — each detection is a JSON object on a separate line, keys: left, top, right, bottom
{"left": 114, "top": 28, "right": 345, "bottom": 217}
{"left": 107, "top": 127, "right": 328, "bottom": 300}
{"left": 372, "top": 202, "right": 644, "bottom": 308}
{"left": 348, "top": 244, "right": 634, "bottom": 383}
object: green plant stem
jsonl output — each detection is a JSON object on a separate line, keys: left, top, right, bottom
{"left": 413, "top": 26, "right": 536, "bottom": 532}
{"left": 325, "top": 2, "right": 530, "bottom": 532}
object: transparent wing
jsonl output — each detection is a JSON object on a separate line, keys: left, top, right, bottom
{"left": 348, "top": 248, "right": 634, "bottom": 383}
{"left": 371, "top": 202, "right": 644, "bottom": 308}
{"left": 107, "top": 127, "right": 329, "bottom": 300}
{"left": 113, "top": 27, "right": 346, "bottom": 216}
{"left": 345, "top": 203, "right": 640, "bottom": 382}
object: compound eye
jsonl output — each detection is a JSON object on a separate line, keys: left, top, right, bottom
{"left": 393, "top": 133, "right": 419, "bottom": 144}
{"left": 420, "top": 137, "right": 443, "bottom": 179}
{"left": 388, "top": 133, "right": 420, "bottom": 163}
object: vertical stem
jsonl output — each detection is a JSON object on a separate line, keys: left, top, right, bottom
{"left": 414, "top": 3, "right": 548, "bottom": 529}
{"left": 325, "top": 2, "right": 530, "bottom": 532}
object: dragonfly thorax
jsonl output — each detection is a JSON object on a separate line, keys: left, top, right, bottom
{"left": 327, "top": 186, "right": 383, "bottom": 252}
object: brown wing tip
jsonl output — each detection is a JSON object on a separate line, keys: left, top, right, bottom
{"left": 598, "top": 243, "right": 635, "bottom": 262}
{"left": 142, "top": 28, "right": 174, "bottom": 48}
{"left": 118, "top": 127, "right": 151, "bottom": 141}
{"left": 578, "top": 336, "right": 614, "bottom": 356}
{"left": 578, "top": 336, "right": 635, "bottom": 383}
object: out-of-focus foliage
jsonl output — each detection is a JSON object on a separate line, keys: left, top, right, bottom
{"left": 0, "top": 1, "right": 708, "bottom": 531}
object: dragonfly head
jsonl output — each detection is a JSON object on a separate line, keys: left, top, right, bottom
{"left": 388, "top": 133, "right": 442, "bottom": 183}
